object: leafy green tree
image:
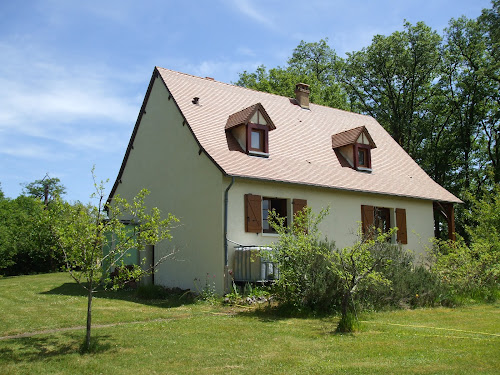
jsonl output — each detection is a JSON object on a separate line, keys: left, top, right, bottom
{"left": 51, "top": 174, "right": 178, "bottom": 352}
{"left": 22, "top": 175, "right": 66, "bottom": 204}
{"left": 0, "top": 195, "right": 63, "bottom": 274}
{"left": 341, "top": 22, "right": 442, "bottom": 158}
{"left": 236, "top": 39, "right": 349, "bottom": 110}
{"left": 445, "top": 3, "right": 500, "bottom": 186}
{"left": 328, "top": 229, "right": 394, "bottom": 332}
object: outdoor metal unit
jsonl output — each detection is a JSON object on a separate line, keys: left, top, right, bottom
{"left": 233, "top": 246, "right": 278, "bottom": 283}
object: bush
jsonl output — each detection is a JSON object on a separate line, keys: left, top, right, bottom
{"left": 431, "top": 235, "right": 499, "bottom": 304}
{"left": 359, "top": 244, "right": 444, "bottom": 309}
{"left": 267, "top": 207, "right": 342, "bottom": 313}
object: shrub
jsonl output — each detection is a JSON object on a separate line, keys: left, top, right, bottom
{"left": 267, "top": 207, "right": 341, "bottom": 313}
{"left": 359, "top": 244, "right": 444, "bottom": 309}
{"left": 431, "top": 235, "right": 499, "bottom": 303}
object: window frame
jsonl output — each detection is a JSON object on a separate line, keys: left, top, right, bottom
{"left": 361, "top": 205, "right": 408, "bottom": 244}
{"left": 246, "top": 123, "right": 269, "bottom": 154}
{"left": 245, "top": 195, "right": 307, "bottom": 234}
{"left": 374, "top": 207, "right": 390, "bottom": 233}
{"left": 262, "top": 197, "right": 288, "bottom": 233}
{"left": 353, "top": 143, "right": 372, "bottom": 170}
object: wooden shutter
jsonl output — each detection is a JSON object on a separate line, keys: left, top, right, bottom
{"left": 396, "top": 208, "right": 408, "bottom": 244}
{"left": 361, "top": 205, "right": 374, "bottom": 235}
{"left": 245, "top": 194, "right": 262, "bottom": 233}
{"left": 292, "top": 199, "right": 307, "bottom": 216}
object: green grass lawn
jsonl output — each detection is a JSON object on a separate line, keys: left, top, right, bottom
{"left": 0, "top": 273, "right": 499, "bottom": 374}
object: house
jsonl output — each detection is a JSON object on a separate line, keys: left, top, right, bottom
{"left": 108, "top": 67, "right": 461, "bottom": 293}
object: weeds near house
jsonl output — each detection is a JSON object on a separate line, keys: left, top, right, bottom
{"left": 194, "top": 273, "right": 219, "bottom": 304}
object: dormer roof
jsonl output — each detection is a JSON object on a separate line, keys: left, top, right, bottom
{"left": 331, "top": 126, "right": 376, "bottom": 149}
{"left": 225, "top": 103, "right": 276, "bottom": 131}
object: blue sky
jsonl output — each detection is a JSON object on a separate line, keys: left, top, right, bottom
{"left": 0, "top": 0, "right": 492, "bottom": 203}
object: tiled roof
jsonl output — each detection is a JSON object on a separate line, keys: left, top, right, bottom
{"left": 153, "top": 67, "right": 461, "bottom": 203}
{"left": 331, "top": 126, "right": 376, "bottom": 149}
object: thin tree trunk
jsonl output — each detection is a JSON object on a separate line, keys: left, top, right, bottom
{"left": 85, "top": 285, "right": 93, "bottom": 351}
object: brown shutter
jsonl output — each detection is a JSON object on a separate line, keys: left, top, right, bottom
{"left": 396, "top": 208, "right": 408, "bottom": 244}
{"left": 361, "top": 205, "right": 374, "bottom": 235}
{"left": 293, "top": 199, "right": 307, "bottom": 216}
{"left": 245, "top": 194, "right": 262, "bottom": 233}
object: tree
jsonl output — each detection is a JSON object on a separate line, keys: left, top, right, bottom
{"left": 0, "top": 195, "right": 63, "bottom": 275}
{"left": 236, "top": 39, "right": 349, "bottom": 110}
{"left": 22, "top": 175, "right": 66, "bottom": 205}
{"left": 341, "top": 22, "right": 442, "bottom": 159}
{"left": 52, "top": 173, "right": 178, "bottom": 352}
{"left": 445, "top": 3, "right": 500, "bottom": 186}
{"left": 327, "top": 229, "right": 394, "bottom": 332}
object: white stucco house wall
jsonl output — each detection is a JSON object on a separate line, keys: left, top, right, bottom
{"left": 107, "top": 67, "right": 461, "bottom": 293}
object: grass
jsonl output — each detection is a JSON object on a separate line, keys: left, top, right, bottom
{"left": 0, "top": 273, "right": 499, "bottom": 374}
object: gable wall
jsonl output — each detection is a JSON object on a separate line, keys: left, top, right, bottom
{"left": 113, "top": 76, "right": 225, "bottom": 292}
{"left": 225, "top": 177, "right": 434, "bottom": 272}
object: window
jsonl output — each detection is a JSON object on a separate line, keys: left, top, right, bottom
{"left": 250, "top": 129, "right": 265, "bottom": 152}
{"left": 361, "top": 205, "right": 407, "bottom": 244}
{"left": 225, "top": 103, "right": 276, "bottom": 157}
{"left": 263, "top": 197, "right": 287, "bottom": 233}
{"left": 245, "top": 194, "right": 307, "bottom": 234}
{"left": 358, "top": 148, "right": 367, "bottom": 167}
{"left": 331, "top": 126, "right": 376, "bottom": 171}
{"left": 354, "top": 144, "right": 372, "bottom": 170}
{"left": 374, "top": 207, "right": 390, "bottom": 233}
{"left": 247, "top": 123, "right": 269, "bottom": 154}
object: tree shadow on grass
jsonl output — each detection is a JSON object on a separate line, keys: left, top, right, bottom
{"left": 0, "top": 332, "right": 114, "bottom": 363}
{"left": 41, "top": 282, "right": 196, "bottom": 309}
{"left": 235, "top": 303, "right": 332, "bottom": 323}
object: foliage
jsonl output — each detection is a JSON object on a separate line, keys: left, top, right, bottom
{"left": 193, "top": 273, "right": 219, "bottom": 304}
{"left": 327, "top": 229, "right": 395, "bottom": 332}
{"left": 236, "top": 39, "right": 349, "bottom": 110}
{"left": 431, "top": 184, "right": 500, "bottom": 301}
{"left": 0, "top": 195, "right": 64, "bottom": 275}
{"left": 51, "top": 170, "right": 179, "bottom": 351}
{"left": 341, "top": 22, "right": 442, "bottom": 158}
{"left": 359, "top": 245, "right": 444, "bottom": 309}
{"left": 22, "top": 175, "right": 66, "bottom": 203}
{"left": 266, "top": 206, "right": 340, "bottom": 312}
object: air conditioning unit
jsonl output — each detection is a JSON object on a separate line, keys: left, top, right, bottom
{"left": 233, "top": 246, "right": 278, "bottom": 282}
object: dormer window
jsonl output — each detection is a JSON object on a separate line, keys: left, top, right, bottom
{"left": 250, "top": 128, "right": 265, "bottom": 152}
{"left": 225, "top": 103, "right": 276, "bottom": 157}
{"left": 358, "top": 148, "right": 367, "bottom": 166}
{"left": 332, "top": 126, "right": 376, "bottom": 171}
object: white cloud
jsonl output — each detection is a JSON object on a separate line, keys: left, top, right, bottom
{"left": 228, "top": 0, "right": 276, "bottom": 30}
{"left": 0, "top": 141, "right": 68, "bottom": 161}
{"left": 0, "top": 41, "right": 141, "bottom": 152}
{"left": 166, "top": 57, "right": 263, "bottom": 84}
{"left": 236, "top": 46, "right": 257, "bottom": 58}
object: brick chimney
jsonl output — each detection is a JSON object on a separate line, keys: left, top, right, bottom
{"left": 294, "top": 83, "right": 310, "bottom": 109}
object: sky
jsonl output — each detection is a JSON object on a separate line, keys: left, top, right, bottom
{"left": 0, "top": 0, "right": 492, "bottom": 203}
